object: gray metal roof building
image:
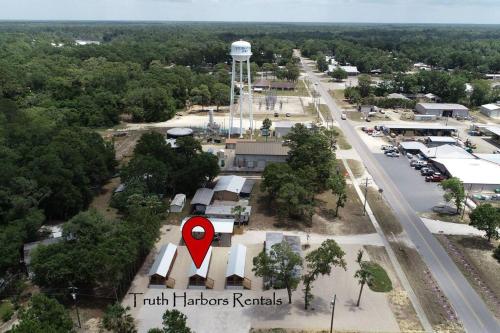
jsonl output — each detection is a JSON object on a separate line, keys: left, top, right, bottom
{"left": 191, "top": 188, "right": 214, "bottom": 206}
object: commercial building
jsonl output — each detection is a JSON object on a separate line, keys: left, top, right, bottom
{"left": 270, "top": 81, "right": 296, "bottom": 91}
{"left": 213, "top": 175, "right": 246, "bottom": 201}
{"left": 415, "top": 103, "right": 469, "bottom": 118}
{"left": 191, "top": 188, "right": 214, "bottom": 213}
{"left": 431, "top": 158, "right": 500, "bottom": 192}
{"left": 225, "top": 244, "right": 251, "bottom": 289}
{"left": 480, "top": 103, "right": 500, "bottom": 118}
{"left": 382, "top": 124, "right": 457, "bottom": 136}
{"left": 421, "top": 144, "right": 474, "bottom": 160}
{"left": 170, "top": 194, "right": 186, "bottom": 213}
{"left": 148, "top": 243, "right": 178, "bottom": 288}
{"left": 425, "top": 136, "right": 457, "bottom": 147}
{"left": 235, "top": 142, "right": 290, "bottom": 170}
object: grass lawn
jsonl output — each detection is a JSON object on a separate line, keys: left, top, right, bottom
{"left": 332, "top": 126, "right": 352, "bottom": 150}
{"left": 363, "top": 261, "right": 393, "bottom": 292}
{"left": 367, "top": 188, "right": 403, "bottom": 234}
{"left": 345, "top": 159, "right": 364, "bottom": 178}
{"left": 0, "top": 300, "right": 14, "bottom": 323}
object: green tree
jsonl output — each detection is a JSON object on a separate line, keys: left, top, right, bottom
{"left": 102, "top": 304, "right": 137, "bottom": 333}
{"left": 303, "top": 240, "right": 346, "bottom": 309}
{"left": 10, "top": 294, "right": 74, "bottom": 333}
{"left": 190, "top": 84, "right": 211, "bottom": 111}
{"left": 316, "top": 53, "right": 328, "bottom": 72}
{"left": 354, "top": 266, "right": 373, "bottom": 307}
{"left": 262, "top": 118, "right": 272, "bottom": 130}
{"left": 253, "top": 241, "right": 303, "bottom": 304}
{"left": 470, "top": 80, "right": 492, "bottom": 106}
{"left": 232, "top": 205, "right": 245, "bottom": 225}
{"left": 358, "top": 74, "right": 372, "bottom": 97}
{"left": 328, "top": 172, "right": 348, "bottom": 217}
{"left": 330, "top": 67, "right": 348, "bottom": 82}
{"left": 211, "top": 83, "right": 230, "bottom": 111}
{"left": 469, "top": 204, "right": 500, "bottom": 242}
{"left": 161, "top": 309, "right": 192, "bottom": 333}
{"left": 440, "top": 177, "right": 465, "bottom": 214}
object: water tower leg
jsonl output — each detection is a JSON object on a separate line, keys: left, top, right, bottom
{"left": 247, "top": 58, "right": 253, "bottom": 140}
{"left": 229, "top": 61, "right": 236, "bottom": 138}
{"left": 239, "top": 61, "right": 244, "bottom": 139}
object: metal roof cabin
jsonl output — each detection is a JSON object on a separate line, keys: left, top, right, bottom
{"left": 188, "top": 247, "right": 214, "bottom": 289}
{"left": 225, "top": 244, "right": 251, "bottom": 289}
{"left": 148, "top": 243, "right": 178, "bottom": 288}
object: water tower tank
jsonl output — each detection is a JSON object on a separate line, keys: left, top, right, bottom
{"left": 230, "top": 40, "right": 252, "bottom": 61}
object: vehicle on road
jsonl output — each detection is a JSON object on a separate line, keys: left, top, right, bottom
{"left": 406, "top": 153, "right": 413, "bottom": 159}
{"left": 341, "top": 113, "right": 347, "bottom": 120}
{"left": 365, "top": 118, "right": 371, "bottom": 122}
{"left": 425, "top": 173, "right": 445, "bottom": 182}
{"left": 274, "top": 112, "right": 279, "bottom": 117}
{"left": 285, "top": 112, "right": 291, "bottom": 117}
{"left": 387, "top": 152, "right": 400, "bottom": 157}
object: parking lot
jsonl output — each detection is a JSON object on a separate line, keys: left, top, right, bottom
{"left": 374, "top": 153, "right": 444, "bottom": 212}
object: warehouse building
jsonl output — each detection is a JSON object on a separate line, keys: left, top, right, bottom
{"left": 382, "top": 124, "right": 457, "bottom": 136}
{"left": 213, "top": 175, "right": 246, "bottom": 201}
{"left": 415, "top": 103, "right": 469, "bottom": 118}
{"left": 235, "top": 142, "right": 289, "bottom": 170}
{"left": 425, "top": 136, "right": 457, "bottom": 147}
{"left": 432, "top": 158, "right": 500, "bottom": 192}
{"left": 480, "top": 103, "right": 500, "bottom": 118}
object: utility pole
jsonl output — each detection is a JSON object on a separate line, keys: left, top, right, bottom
{"left": 330, "top": 294, "right": 337, "bottom": 333}
{"left": 363, "top": 178, "right": 370, "bottom": 216}
{"left": 69, "top": 286, "right": 82, "bottom": 329}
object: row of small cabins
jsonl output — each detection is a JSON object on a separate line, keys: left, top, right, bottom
{"left": 148, "top": 232, "right": 300, "bottom": 290}
{"left": 148, "top": 243, "right": 251, "bottom": 290}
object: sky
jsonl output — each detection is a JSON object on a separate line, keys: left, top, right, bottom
{"left": 1, "top": 0, "right": 500, "bottom": 24}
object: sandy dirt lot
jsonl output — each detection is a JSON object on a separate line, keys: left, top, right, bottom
{"left": 123, "top": 236, "right": 399, "bottom": 333}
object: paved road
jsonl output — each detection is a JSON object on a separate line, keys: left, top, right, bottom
{"left": 301, "top": 58, "right": 500, "bottom": 333}
{"left": 373, "top": 153, "right": 443, "bottom": 212}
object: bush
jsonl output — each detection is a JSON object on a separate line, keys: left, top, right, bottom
{"left": 494, "top": 245, "right": 500, "bottom": 262}
{"left": 0, "top": 301, "right": 14, "bottom": 323}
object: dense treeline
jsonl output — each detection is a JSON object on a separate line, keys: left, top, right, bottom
{"left": 112, "top": 132, "right": 220, "bottom": 212}
{"left": 0, "top": 23, "right": 297, "bottom": 128}
{"left": 0, "top": 99, "right": 116, "bottom": 278}
{"left": 30, "top": 131, "right": 219, "bottom": 297}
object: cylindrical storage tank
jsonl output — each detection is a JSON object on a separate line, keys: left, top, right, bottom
{"left": 166, "top": 127, "right": 194, "bottom": 139}
{"left": 230, "top": 40, "right": 252, "bottom": 61}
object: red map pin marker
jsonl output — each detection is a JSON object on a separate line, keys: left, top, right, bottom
{"left": 182, "top": 216, "right": 215, "bottom": 268}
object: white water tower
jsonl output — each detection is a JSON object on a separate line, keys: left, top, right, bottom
{"left": 229, "top": 40, "right": 253, "bottom": 138}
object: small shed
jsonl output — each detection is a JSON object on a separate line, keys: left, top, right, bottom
{"left": 213, "top": 175, "right": 246, "bottom": 201}
{"left": 270, "top": 81, "right": 296, "bottom": 91}
{"left": 225, "top": 244, "right": 251, "bottom": 289}
{"left": 181, "top": 217, "right": 235, "bottom": 247}
{"left": 240, "top": 179, "right": 255, "bottom": 198}
{"left": 191, "top": 188, "right": 214, "bottom": 213}
{"left": 148, "top": 243, "right": 178, "bottom": 288}
{"left": 188, "top": 246, "right": 214, "bottom": 289}
{"left": 170, "top": 194, "right": 186, "bottom": 213}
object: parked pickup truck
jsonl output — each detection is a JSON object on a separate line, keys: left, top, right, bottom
{"left": 425, "top": 173, "right": 445, "bottom": 182}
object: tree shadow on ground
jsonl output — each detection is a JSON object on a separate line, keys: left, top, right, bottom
{"left": 456, "top": 236, "right": 495, "bottom": 251}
